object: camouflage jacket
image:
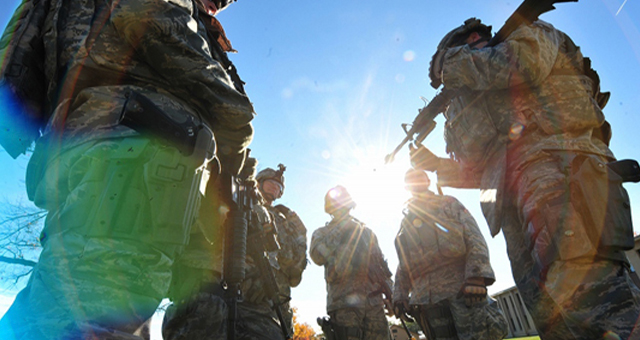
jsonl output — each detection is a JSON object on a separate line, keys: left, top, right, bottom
{"left": 310, "top": 215, "right": 386, "bottom": 312}
{"left": 436, "top": 20, "right": 613, "bottom": 236}
{"left": 393, "top": 193, "right": 495, "bottom": 306}
{"left": 1, "top": 0, "right": 254, "bottom": 171}
{"left": 240, "top": 203, "right": 307, "bottom": 316}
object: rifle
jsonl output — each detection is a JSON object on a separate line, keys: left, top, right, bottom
{"left": 222, "top": 153, "right": 253, "bottom": 340}
{"left": 399, "top": 318, "right": 416, "bottom": 340}
{"left": 317, "top": 316, "right": 336, "bottom": 340}
{"left": 384, "top": 0, "right": 578, "bottom": 164}
{"left": 247, "top": 208, "right": 293, "bottom": 339}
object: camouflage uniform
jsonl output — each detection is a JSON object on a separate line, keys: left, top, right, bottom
{"left": 422, "top": 20, "right": 640, "bottom": 339}
{"left": 0, "top": 0, "right": 253, "bottom": 338}
{"left": 236, "top": 203, "right": 307, "bottom": 340}
{"left": 393, "top": 192, "right": 507, "bottom": 340}
{"left": 310, "top": 215, "right": 391, "bottom": 340}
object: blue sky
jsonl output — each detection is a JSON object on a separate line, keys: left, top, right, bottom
{"left": 1, "top": 0, "right": 639, "bottom": 336}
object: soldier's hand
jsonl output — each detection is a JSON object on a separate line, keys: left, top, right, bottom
{"left": 273, "top": 204, "right": 292, "bottom": 216}
{"left": 383, "top": 298, "right": 394, "bottom": 317}
{"left": 409, "top": 144, "right": 440, "bottom": 172}
{"left": 460, "top": 278, "right": 487, "bottom": 307}
{"left": 393, "top": 299, "right": 412, "bottom": 322}
{"left": 239, "top": 156, "right": 258, "bottom": 181}
{"left": 429, "top": 48, "right": 447, "bottom": 89}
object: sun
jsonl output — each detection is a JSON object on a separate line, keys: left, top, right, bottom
{"left": 337, "top": 151, "right": 412, "bottom": 231}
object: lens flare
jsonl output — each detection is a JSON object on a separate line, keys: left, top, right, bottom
{"left": 403, "top": 50, "right": 416, "bottom": 61}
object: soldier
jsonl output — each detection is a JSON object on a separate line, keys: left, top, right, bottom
{"left": 411, "top": 17, "right": 640, "bottom": 339}
{"left": 310, "top": 185, "right": 392, "bottom": 340}
{"left": 235, "top": 165, "right": 308, "bottom": 339}
{"left": 393, "top": 169, "right": 507, "bottom": 340}
{"left": 0, "top": 0, "right": 254, "bottom": 338}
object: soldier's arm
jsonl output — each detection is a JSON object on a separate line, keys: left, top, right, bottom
{"left": 109, "top": 0, "right": 254, "bottom": 171}
{"left": 369, "top": 232, "right": 393, "bottom": 286}
{"left": 278, "top": 209, "right": 308, "bottom": 287}
{"left": 435, "top": 157, "right": 481, "bottom": 189}
{"left": 393, "top": 264, "right": 411, "bottom": 302}
{"left": 449, "top": 198, "right": 495, "bottom": 285}
{"left": 309, "top": 227, "right": 330, "bottom": 266}
{"left": 410, "top": 146, "right": 480, "bottom": 189}
{"left": 442, "top": 21, "right": 562, "bottom": 91}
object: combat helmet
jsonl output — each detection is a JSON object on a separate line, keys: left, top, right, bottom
{"left": 404, "top": 168, "right": 431, "bottom": 191}
{"left": 324, "top": 185, "right": 356, "bottom": 215}
{"left": 436, "top": 17, "right": 492, "bottom": 51}
{"left": 256, "top": 164, "right": 286, "bottom": 199}
{"left": 430, "top": 18, "right": 492, "bottom": 88}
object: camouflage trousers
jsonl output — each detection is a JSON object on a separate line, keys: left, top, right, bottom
{"left": 0, "top": 137, "right": 209, "bottom": 339}
{"left": 329, "top": 306, "right": 391, "bottom": 340}
{"left": 412, "top": 296, "right": 508, "bottom": 340}
{"left": 235, "top": 303, "right": 287, "bottom": 340}
{"left": 502, "top": 152, "right": 640, "bottom": 340}
{"left": 162, "top": 292, "right": 228, "bottom": 340}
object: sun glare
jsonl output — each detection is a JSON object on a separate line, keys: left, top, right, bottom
{"left": 339, "top": 152, "right": 412, "bottom": 228}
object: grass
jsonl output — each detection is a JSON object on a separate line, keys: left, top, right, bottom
{"left": 510, "top": 337, "right": 540, "bottom": 340}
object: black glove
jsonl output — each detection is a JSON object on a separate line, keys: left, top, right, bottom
{"left": 429, "top": 48, "right": 447, "bottom": 89}
{"left": 238, "top": 156, "right": 258, "bottom": 181}
{"left": 409, "top": 144, "right": 440, "bottom": 172}
{"left": 273, "top": 204, "right": 292, "bottom": 216}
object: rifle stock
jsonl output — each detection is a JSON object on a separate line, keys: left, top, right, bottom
{"left": 385, "top": 0, "right": 578, "bottom": 164}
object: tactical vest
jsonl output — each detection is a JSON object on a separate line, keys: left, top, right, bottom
{"left": 396, "top": 196, "right": 466, "bottom": 278}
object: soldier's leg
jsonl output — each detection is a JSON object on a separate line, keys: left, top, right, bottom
{"left": 362, "top": 305, "right": 391, "bottom": 340}
{"left": 410, "top": 305, "right": 437, "bottom": 340}
{"left": 162, "top": 291, "right": 227, "bottom": 340}
{"left": 411, "top": 302, "right": 458, "bottom": 340}
{"left": 449, "top": 296, "right": 508, "bottom": 340}
{"left": 515, "top": 154, "right": 640, "bottom": 339}
{"left": 2, "top": 137, "right": 205, "bottom": 339}
{"left": 328, "top": 308, "right": 364, "bottom": 340}
{"left": 545, "top": 259, "right": 640, "bottom": 339}
{"left": 162, "top": 173, "right": 229, "bottom": 340}
{"left": 235, "top": 304, "right": 286, "bottom": 340}
{"left": 500, "top": 205, "right": 574, "bottom": 339}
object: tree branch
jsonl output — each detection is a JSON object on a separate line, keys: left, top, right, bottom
{"left": 0, "top": 255, "right": 37, "bottom": 267}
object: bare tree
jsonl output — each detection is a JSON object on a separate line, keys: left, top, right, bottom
{"left": 0, "top": 199, "right": 46, "bottom": 286}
